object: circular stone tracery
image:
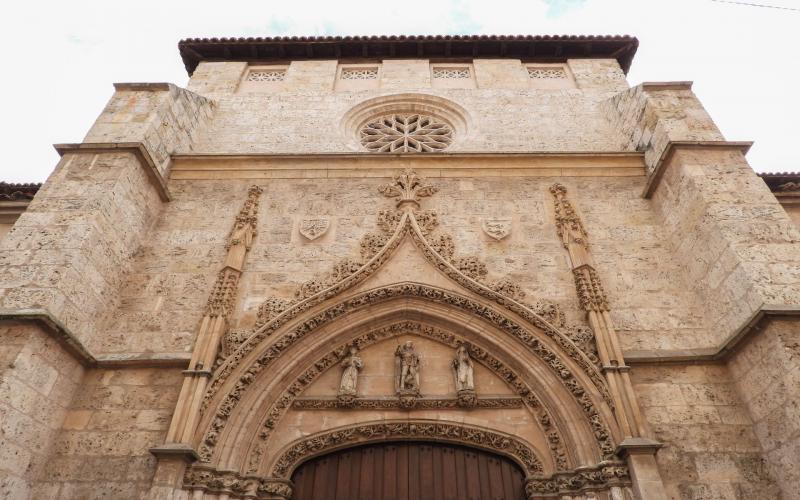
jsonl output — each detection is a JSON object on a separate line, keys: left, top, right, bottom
{"left": 360, "top": 114, "right": 453, "bottom": 153}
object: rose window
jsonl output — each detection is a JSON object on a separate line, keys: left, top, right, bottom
{"left": 359, "top": 114, "right": 453, "bottom": 153}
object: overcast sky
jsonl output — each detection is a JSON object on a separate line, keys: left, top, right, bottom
{"left": 1, "top": 0, "right": 797, "bottom": 182}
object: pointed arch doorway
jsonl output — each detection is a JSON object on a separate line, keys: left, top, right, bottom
{"left": 291, "top": 441, "right": 526, "bottom": 500}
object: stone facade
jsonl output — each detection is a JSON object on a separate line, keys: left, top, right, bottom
{"left": 1, "top": 35, "right": 798, "bottom": 499}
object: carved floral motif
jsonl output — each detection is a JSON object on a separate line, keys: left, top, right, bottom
{"left": 378, "top": 168, "right": 439, "bottom": 206}
{"left": 254, "top": 297, "right": 293, "bottom": 330}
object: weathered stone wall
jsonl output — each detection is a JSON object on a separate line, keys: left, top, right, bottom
{"left": 0, "top": 322, "right": 84, "bottom": 499}
{"left": 84, "top": 84, "right": 214, "bottom": 176}
{"left": 184, "top": 59, "right": 631, "bottom": 155}
{"left": 649, "top": 148, "right": 800, "bottom": 347}
{"left": 36, "top": 367, "right": 182, "bottom": 499}
{"left": 631, "top": 363, "right": 780, "bottom": 499}
{"left": 729, "top": 318, "right": 800, "bottom": 496}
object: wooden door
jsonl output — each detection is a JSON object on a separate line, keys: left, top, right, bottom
{"left": 290, "top": 441, "right": 526, "bottom": 500}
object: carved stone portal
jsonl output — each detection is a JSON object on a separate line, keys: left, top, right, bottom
{"left": 299, "top": 218, "right": 330, "bottom": 240}
{"left": 482, "top": 218, "right": 512, "bottom": 240}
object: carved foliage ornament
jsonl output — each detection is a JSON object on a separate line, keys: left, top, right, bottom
{"left": 378, "top": 168, "right": 439, "bottom": 206}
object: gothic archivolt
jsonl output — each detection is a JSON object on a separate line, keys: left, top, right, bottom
{"left": 241, "top": 321, "right": 573, "bottom": 475}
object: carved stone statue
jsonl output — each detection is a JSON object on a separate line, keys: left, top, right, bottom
{"left": 394, "top": 341, "right": 420, "bottom": 395}
{"left": 452, "top": 345, "right": 474, "bottom": 391}
{"left": 338, "top": 346, "right": 363, "bottom": 398}
{"left": 452, "top": 345, "right": 477, "bottom": 408}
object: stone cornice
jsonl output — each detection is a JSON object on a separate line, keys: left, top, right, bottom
{"left": 641, "top": 140, "right": 753, "bottom": 198}
{"left": 54, "top": 142, "right": 171, "bottom": 201}
{"left": 624, "top": 305, "right": 800, "bottom": 364}
{"left": 171, "top": 151, "right": 645, "bottom": 180}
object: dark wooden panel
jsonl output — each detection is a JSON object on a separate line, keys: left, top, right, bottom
{"left": 291, "top": 441, "right": 526, "bottom": 500}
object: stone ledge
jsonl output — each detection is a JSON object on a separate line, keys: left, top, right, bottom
{"left": 640, "top": 81, "right": 693, "bottom": 92}
{"left": 0, "top": 309, "right": 191, "bottom": 369}
{"left": 171, "top": 151, "right": 646, "bottom": 180}
{"left": 0, "top": 308, "right": 97, "bottom": 365}
{"left": 113, "top": 82, "right": 172, "bottom": 92}
{"left": 97, "top": 353, "right": 191, "bottom": 368}
{"left": 150, "top": 443, "right": 199, "bottom": 462}
{"left": 624, "top": 305, "right": 800, "bottom": 364}
{"left": 641, "top": 140, "right": 753, "bottom": 198}
{"left": 53, "top": 142, "right": 171, "bottom": 201}
{"left": 615, "top": 437, "right": 663, "bottom": 457}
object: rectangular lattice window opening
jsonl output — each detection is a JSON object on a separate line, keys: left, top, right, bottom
{"left": 341, "top": 68, "right": 379, "bottom": 80}
{"left": 247, "top": 70, "right": 287, "bottom": 82}
{"left": 432, "top": 67, "right": 471, "bottom": 79}
{"left": 527, "top": 67, "right": 568, "bottom": 80}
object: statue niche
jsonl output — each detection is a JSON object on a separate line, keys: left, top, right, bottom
{"left": 337, "top": 345, "right": 363, "bottom": 406}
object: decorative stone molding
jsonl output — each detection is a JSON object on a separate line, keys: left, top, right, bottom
{"left": 254, "top": 297, "right": 292, "bottom": 330}
{"left": 291, "top": 396, "right": 523, "bottom": 410}
{"left": 525, "top": 462, "right": 631, "bottom": 497}
{"left": 270, "top": 420, "right": 545, "bottom": 478}
{"left": 573, "top": 265, "right": 610, "bottom": 313}
{"left": 183, "top": 467, "right": 292, "bottom": 499}
{"left": 242, "top": 321, "right": 571, "bottom": 474}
